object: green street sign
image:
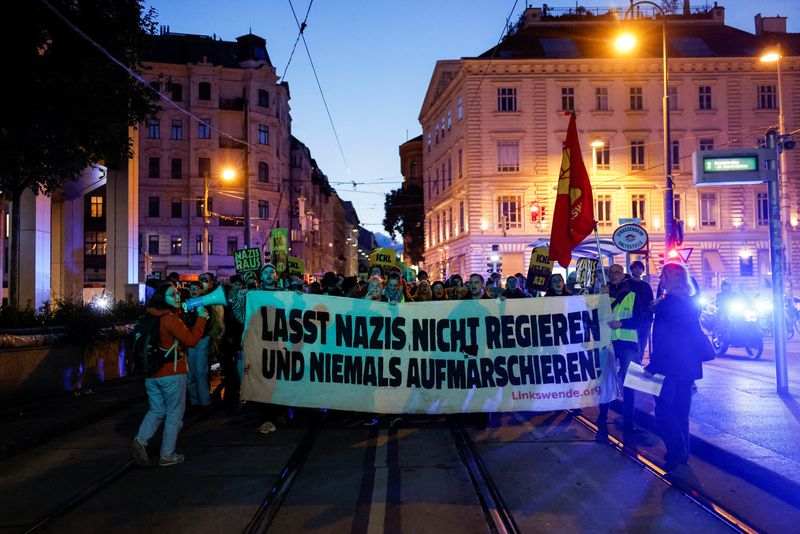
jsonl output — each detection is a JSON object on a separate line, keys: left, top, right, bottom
{"left": 703, "top": 156, "right": 758, "bottom": 173}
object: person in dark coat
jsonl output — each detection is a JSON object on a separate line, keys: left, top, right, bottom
{"left": 645, "top": 263, "right": 708, "bottom": 471}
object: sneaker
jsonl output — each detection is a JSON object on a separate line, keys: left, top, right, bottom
{"left": 258, "top": 421, "right": 277, "bottom": 434}
{"left": 131, "top": 438, "right": 150, "bottom": 467}
{"left": 158, "top": 453, "right": 185, "bottom": 467}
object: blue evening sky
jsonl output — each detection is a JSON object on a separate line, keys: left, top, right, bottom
{"left": 145, "top": 1, "right": 800, "bottom": 236}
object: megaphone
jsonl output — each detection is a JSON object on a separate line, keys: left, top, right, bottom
{"left": 183, "top": 284, "right": 227, "bottom": 312}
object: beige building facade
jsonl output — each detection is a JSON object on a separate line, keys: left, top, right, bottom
{"left": 419, "top": 5, "right": 799, "bottom": 292}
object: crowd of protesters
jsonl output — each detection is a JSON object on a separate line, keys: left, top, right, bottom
{"left": 134, "top": 258, "right": 703, "bottom": 473}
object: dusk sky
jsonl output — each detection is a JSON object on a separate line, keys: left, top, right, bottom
{"left": 145, "top": 0, "right": 800, "bottom": 237}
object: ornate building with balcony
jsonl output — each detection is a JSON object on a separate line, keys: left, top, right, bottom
{"left": 419, "top": 4, "right": 799, "bottom": 291}
{"left": 138, "top": 29, "right": 293, "bottom": 279}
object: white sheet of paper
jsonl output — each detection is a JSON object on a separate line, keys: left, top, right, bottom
{"left": 623, "top": 362, "right": 665, "bottom": 396}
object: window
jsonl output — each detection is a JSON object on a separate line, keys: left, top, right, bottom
{"left": 90, "top": 196, "right": 103, "bottom": 218}
{"left": 169, "top": 82, "right": 182, "bottom": 102}
{"left": 457, "top": 96, "right": 463, "bottom": 120}
{"left": 434, "top": 168, "right": 439, "bottom": 194}
{"left": 629, "top": 87, "right": 643, "bottom": 110}
{"left": 258, "top": 161, "right": 269, "bottom": 183}
{"left": 227, "top": 236, "right": 238, "bottom": 254}
{"left": 427, "top": 132, "right": 431, "bottom": 152}
{"left": 497, "top": 195, "right": 522, "bottom": 229}
{"left": 148, "top": 235, "right": 159, "bottom": 255}
{"left": 410, "top": 161, "right": 417, "bottom": 180}
{"left": 459, "top": 200, "right": 465, "bottom": 234}
{"left": 596, "top": 144, "right": 610, "bottom": 170}
{"left": 196, "top": 235, "right": 213, "bottom": 255}
{"left": 441, "top": 116, "right": 446, "bottom": 138}
{"left": 171, "top": 119, "right": 183, "bottom": 140}
{"left": 170, "top": 235, "right": 182, "bottom": 255}
{"left": 84, "top": 231, "right": 107, "bottom": 256}
{"left": 196, "top": 197, "right": 213, "bottom": 217}
{"left": 630, "top": 140, "right": 645, "bottom": 170}
{"left": 440, "top": 163, "right": 445, "bottom": 189}
{"left": 198, "top": 118, "right": 211, "bottom": 139}
{"left": 171, "top": 198, "right": 182, "bottom": 218}
{"left": 447, "top": 109, "right": 452, "bottom": 130}
{"left": 258, "top": 89, "right": 269, "bottom": 108}
{"left": 671, "top": 140, "right": 681, "bottom": 170}
{"left": 561, "top": 87, "right": 574, "bottom": 112}
{"left": 497, "top": 88, "right": 517, "bottom": 112}
{"left": 700, "top": 192, "right": 717, "bottom": 226}
{"left": 756, "top": 192, "right": 769, "bottom": 226}
{"left": 673, "top": 193, "right": 682, "bottom": 221}
{"left": 198, "top": 157, "right": 211, "bottom": 178}
{"left": 698, "top": 85, "right": 712, "bottom": 110}
{"left": 435, "top": 124, "right": 439, "bottom": 144}
{"left": 631, "top": 194, "right": 646, "bottom": 221}
{"left": 198, "top": 81, "right": 211, "bottom": 100}
{"left": 497, "top": 140, "right": 520, "bottom": 172}
{"left": 427, "top": 218, "right": 432, "bottom": 247}
{"left": 596, "top": 194, "right": 612, "bottom": 226}
{"left": 147, "top": 118, "right": 160, "bottom": 139}
{"left": 258, "top": 200, "right": 268, "bottom": 219}
{"left": 457, "top": 149, "right": 463, "bottom": 178}
{"left": 170, "top": 157, "right": 182, "bottom": 179}
{"left": 699, "top": 138, "right": 714, "bottom": 151}
{"left": 148, "top": 196, "right": 160, "bottom": 218}
{"left": 595, "top": 87, "right": 609, "bottom": 111}
{"left": 447, "top": 158, "right": 452, "bottom": 187}
{"left": 441, "top": 211, "right": 447, "bottom": 241}
{"left": 435, "top": 214, "right": 441, "bottom": 244}
{"left": 148, "top": 157, "right": 160, "bottom": 178}
{"left": 668, "top": 86, "right": 678, "bottom": 111}
{"left": 757, "top": 85, "right": 777, "bottom": 109}
{"left": 258, "top": 124, "right": 268, "bottom": 144}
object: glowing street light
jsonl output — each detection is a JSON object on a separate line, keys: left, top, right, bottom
{"left": 203, "top": 168, "right": 235, "bottom": 272}
{"left": 615, "top": 1, "right": 675, "bottom": 254}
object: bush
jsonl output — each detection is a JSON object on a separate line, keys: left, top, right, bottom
{"left": 0, "top": 297, "right": 144, "bottom": 344}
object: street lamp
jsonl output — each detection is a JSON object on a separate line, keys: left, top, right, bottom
{"left": 590, "top": 140, "right": 605, "bottom": 181}
{"left": 761, "top": 47, "right": 792, "bottom": 296}
{"left": 203, "top": 168, "right": 235, "bottom": 273}
{"left": 615, "top": 0, "right": 674, "bottom": 254}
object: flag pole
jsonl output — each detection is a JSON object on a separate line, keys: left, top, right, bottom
{"left": 593, "top": 221, "right": 607, "bottom": 286}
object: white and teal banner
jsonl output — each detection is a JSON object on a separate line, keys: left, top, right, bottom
{"left": 241, "top": 292, "right": 617, "bottom": 413}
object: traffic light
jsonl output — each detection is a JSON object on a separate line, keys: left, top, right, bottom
{"left": 530, "top": 204, "right": 541, "bottom": 222}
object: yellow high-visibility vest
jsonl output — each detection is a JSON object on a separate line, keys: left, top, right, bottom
{"left": 611, "top": 291, "right": 638, "bottom": 343}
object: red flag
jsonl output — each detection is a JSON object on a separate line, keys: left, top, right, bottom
{"left": 549, "top": 113, "right": 594, "bottom": 268}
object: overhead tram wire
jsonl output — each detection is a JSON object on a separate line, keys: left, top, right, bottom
{"left": 468, "top": 0, "right": 520, "bottom": 110}
{"left": 287, "top": 0, "right": 351, "bottom": 180}
{"left": 281, "top": 0, "right": 314, "bottom": 80}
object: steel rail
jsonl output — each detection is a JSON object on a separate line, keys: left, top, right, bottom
{"left": 447, "top": 415, "right": 521, "bottom": 534}
{"left": 568, "top": 411, "right": 760, "bottom": 534}
{"left": 242, "top": 411, "right": 327, "bottom": 534}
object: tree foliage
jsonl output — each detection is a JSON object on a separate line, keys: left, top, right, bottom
{"left": 0, "top": 0, "right": 159, "bottom": 198}
{"left": 383, "top": 184, "right": 424, "bottom": 265}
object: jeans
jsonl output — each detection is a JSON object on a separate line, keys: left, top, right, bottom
{"left": 136, "top": 374, "right": 187, "bottom": 458}
{"left": 655, "top": 377, "right": 693, "bottom": 464}
{"left": 187, "top": 337, "right": 211, "bottom": 406}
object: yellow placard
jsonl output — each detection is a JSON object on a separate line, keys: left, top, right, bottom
{"left": 369, "top": 247, "right": 396, "bottom": 267}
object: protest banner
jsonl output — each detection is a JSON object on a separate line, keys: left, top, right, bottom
{"left": 269, "top": 228, "right": 289, "bottom": 274}
{"left": 526, "top": 246, "right": 555, "bottom": 292}
{"left": 287, "top": 256, "right": 305, "bottom": 278}
{"left": 369, "top": 247, "right": 396, "bottom": 268}
{"left": 241, "top": 292, "right": 616, "bottom": 413}
{"left": 233, "top": 248, "right": 262, "bottom": 279}
{"left": 575, "top": 257, "right": 598, "bottom": 290}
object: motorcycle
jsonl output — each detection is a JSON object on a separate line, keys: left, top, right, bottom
{"left": 700, "top": 297, "right": 764, "bottom": 359}
{"left": 752, "top": 295, "right": 800, "bottom": 340}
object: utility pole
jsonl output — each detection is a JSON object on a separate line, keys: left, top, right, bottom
{"left": 243, "top": 88, "right": 251, "bottom": 248}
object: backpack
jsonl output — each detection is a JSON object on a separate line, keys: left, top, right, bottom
{"left": 131, "top": 314, "right": 175, "bottom": 376}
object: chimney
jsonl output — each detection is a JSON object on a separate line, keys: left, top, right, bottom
{"left": 755, "top": 13, "right": 787, "bottom": 35}
{"left": 683, "top": 0, "right": 690, "bottom": 16}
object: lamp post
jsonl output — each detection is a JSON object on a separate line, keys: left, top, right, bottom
{"left": 761, "top": 48, "right": 793, "bottom": 297}
{"left": 202, "top": 168, "right": 235, "bottom": 273}
{"left": 616, "top": 0, "right": 674, "bottom": 254}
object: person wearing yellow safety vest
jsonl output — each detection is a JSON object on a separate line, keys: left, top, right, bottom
{"left": 596, "top": 264, "right": 648, "bottom": 444}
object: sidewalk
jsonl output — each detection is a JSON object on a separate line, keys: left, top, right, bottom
{"left": 629, "top": 349, "right": 800, "bottom": 508}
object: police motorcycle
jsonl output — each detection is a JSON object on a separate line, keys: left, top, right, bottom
{"left": 752, "top": 294, "right": 800, "bottom": 340}
{"left": 700, "top": 296, "right": 764, "bottom": 359}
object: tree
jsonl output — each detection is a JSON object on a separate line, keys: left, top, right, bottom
{"left": 383, "top": 184, "right": 424, "bottom": 265}
{"left": 0, "top": 0, "right": 159, "bottom": 307}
